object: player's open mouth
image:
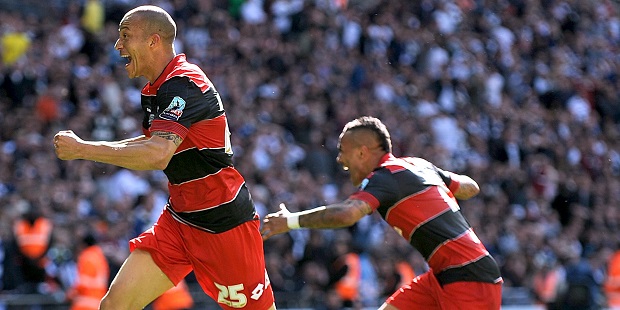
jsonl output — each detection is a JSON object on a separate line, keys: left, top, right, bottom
{"left": 342, "top": 166, "right": 349, "bottom": 171}
{"left": 121, "top": 55, "right": 132, "bottom": 66}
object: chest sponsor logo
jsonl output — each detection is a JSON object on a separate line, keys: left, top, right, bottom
{"left": 159, "top": 96, "right": 186, "bottom": 121}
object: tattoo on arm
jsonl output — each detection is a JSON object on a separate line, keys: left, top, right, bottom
{"left": 152, "top": 131, "right": 183, "bottom": 146}
{"left": 342, "top": 199, "right": 373, "bottom": 215}
{"left": 301, "top": 199, "right": 371, "bottom": 228}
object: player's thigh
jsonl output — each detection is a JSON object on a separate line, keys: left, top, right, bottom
{"left": 442, "top": 281, "right": 502, "bottom": 310}
{"left": 101, "top": 249, "right": 174, "bottom": 310}
{"left": 383, "top": 272, "right": 442, "bottom": 310}
{"left": 188, "top": 220, "right": 275, "bottom": 310}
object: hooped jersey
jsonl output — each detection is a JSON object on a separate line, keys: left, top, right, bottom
{"left": 350, "top": 153, "right": 502, "bottom": 285}
{"left": 141, "top": 54, "right": 255, "bottom": 233}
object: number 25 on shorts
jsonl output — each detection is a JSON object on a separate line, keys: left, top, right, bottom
{"left": 215, "top": 271, "right": 271, "bottom": 308}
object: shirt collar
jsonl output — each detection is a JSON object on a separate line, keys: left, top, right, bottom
{"left": 145, "top": 54, "right": 187, "bottom": 93}
{"left": 377, "top": 153, "right": 395, "bottom": 167}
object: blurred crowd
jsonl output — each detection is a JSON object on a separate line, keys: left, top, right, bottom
{"left": 0, "top": 0, "right": 619, "bottom": 308}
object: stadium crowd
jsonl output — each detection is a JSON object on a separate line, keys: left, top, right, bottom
{"left": 0, "top": 0, "right": 619, "bottom": 308}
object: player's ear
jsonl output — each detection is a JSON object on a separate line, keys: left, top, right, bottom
{"left": 359, "top": 145, "right": 368, "bottom": 158}
{"left": 149, "top": 33, "right": 160, "bottom": 47}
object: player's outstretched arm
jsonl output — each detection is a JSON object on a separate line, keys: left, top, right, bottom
{"left": 261, "top": 199, "right": 371, "bottom": 240}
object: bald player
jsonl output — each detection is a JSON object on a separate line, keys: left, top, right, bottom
{"left": 54, "top": 6, "right": 275, "bottom": 310}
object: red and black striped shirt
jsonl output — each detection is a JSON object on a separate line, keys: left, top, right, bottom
{"left": 140, "top": 54, "right": 255, "bottom": 233}
{"left": 350, "top": 153, "right": 502, "bottom": 285}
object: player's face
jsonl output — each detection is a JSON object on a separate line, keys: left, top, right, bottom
{"left": 115, "top": 15, "right": 150, "bottom": 79}
{"left": 336, "top": 132, "right": 366, "bottom": 187}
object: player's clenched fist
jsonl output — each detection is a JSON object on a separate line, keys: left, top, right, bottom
{"left": 53, "top": 130, "right": 84, "bottom": 160}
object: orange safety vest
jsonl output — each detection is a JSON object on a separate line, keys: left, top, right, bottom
{"left": 13, "top": 217, "right": 53, "bottom": 259}
{"left": 69, "top": 245, "right": 109, "bottom": 310}
{"left": 334, "top": 253, "right": 361, "bottom": 301}
{"left": 605, "top": 251, "right": 620, "bottom": 307}
{"left": 153, "top": 279, "right": 194, "bottom": 310}
{"left": 533, "top": 268, "right": 560, "bottom": 303}
{"left": 396, "top": 261, "right": 416, "bottom": 288}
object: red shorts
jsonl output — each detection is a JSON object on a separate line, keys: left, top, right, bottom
{"left": 129, "top": 210, "right": 274, "bottom": 310}
{"left": 386, "top": 271, "right": 502, "bottom": 310}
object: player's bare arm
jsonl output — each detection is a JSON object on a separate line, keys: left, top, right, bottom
{"left": 261, "top": 199, "right": 371, "bottom": 240}
{"left": 53, "top": 130, "right": 182, "bottom": 171}
{"left": 300, "top": 199, "right": 371, "bottom": 229}
{"left": 113, "top": 135, "right": 149, "bottom": 144}
{"left": 452, "top": 174, "right": 480, "bottom": 200}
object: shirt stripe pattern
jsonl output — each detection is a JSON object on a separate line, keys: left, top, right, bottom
{"left": 350, "top": 153, "right": 502, "bottom": 285}
{"left": 140, "top": 54, "right": 256, "bottom": 233}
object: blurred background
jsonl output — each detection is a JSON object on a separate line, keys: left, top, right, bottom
{"left": 0, "top": 0, "right": 619, "bottom": 309}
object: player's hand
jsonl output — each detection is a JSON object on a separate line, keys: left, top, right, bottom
{"left": 261, "top": 203, "right": 292, "bottom": 240}
{"left": 53, "top": 130, "right": 84, "bottom": 160}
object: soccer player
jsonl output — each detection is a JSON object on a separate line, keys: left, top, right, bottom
{"left": 261, "top": 116, "right": 502, "bottom": 309}
{"left": 53, "top": 5, "right": 275, "bottom": 310}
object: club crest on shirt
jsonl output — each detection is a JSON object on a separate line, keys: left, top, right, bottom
{"left": 160, "top": 96, "right": 186, "bottom": 121}
{"left": 393, "top": 226, "right": 404, "bottom": 237}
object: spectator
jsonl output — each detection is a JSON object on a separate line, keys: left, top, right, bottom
{"left": 81, "top": 0, "right": 105, "bottom": 36}
{"left": 66, "top": 232, "right": 109, "bottom": 310}
{"left": 604, "top": 248, "right": 620, "bottom": 308}
{"left": 151, "top": 279, "right": 194, "bottom": 310}
{"left": 12, "top": 206, "right": 54, "bottom": 294}
{"left": 0, "top": 16, "right": 31, "bottom": 66}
